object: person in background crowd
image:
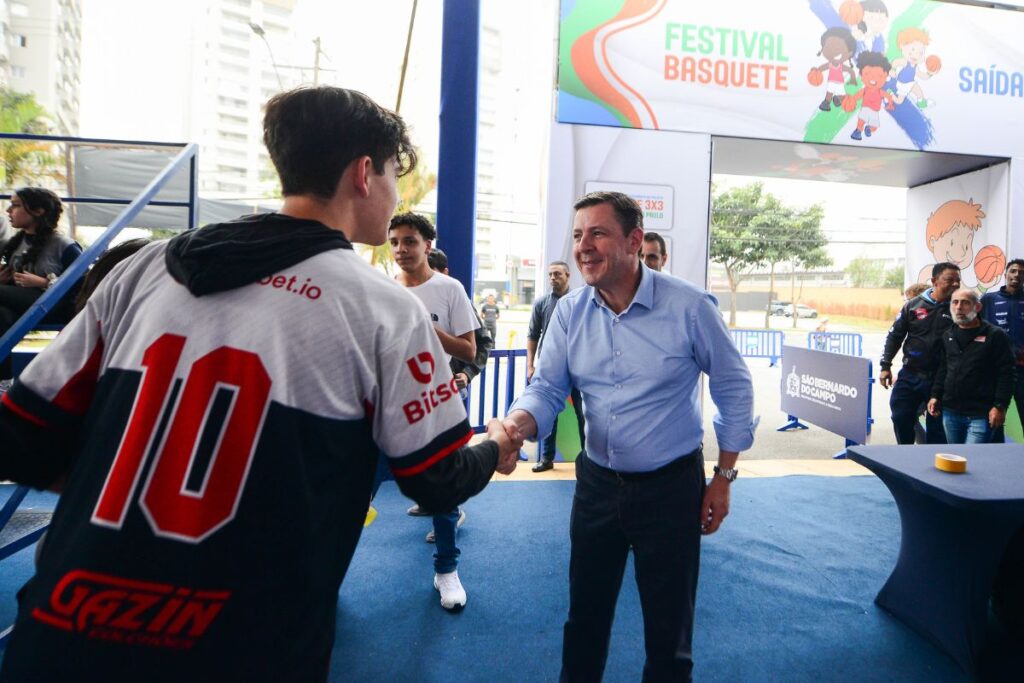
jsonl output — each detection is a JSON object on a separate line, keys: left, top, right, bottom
{"left": 640, "top": 231, "right": 668, "bottom": 272}
{"left": 0, "top": 86, "right": 519, "bottom": 680}
{"left": 902, "top": 281, "right": 931, "bottom": 443}
{"left": 880, "top": 262, "right": 959, "bottom": 444}
{"left": 505, "top": 191, "right": 756, "bottom": 680}
{"left": 980, "top": 258, "right": 1024, "bottom": 440}
{"left": 0, "top": 188, "right": 82, "bottom": 383}
{"left": 390, "top": 212, "right": 482, "bottom": 612}
{"left": 928, "top": 288, "right": 1014, "bottom": 443}
{"left": 527, "top": 260, "right": 585, "bottom": 472}
{"left": 479, "top": 293, "right": 500, "bottom": 344}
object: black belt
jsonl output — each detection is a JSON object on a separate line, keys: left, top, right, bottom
{"left": 592, "top": 447, "right": 702, "bottom": 482}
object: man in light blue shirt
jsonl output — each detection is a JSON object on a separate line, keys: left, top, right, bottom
{"left": 505, "top": 191, "right": 756, "bottom": 681}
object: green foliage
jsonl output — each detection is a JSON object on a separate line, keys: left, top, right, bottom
{"left": 884, "top": 265, "right": 904, "bottom": 289}
{"left": 0, "top": 88, "right": 62, "bottom": 187}
{"left": 711, "top": 182, "right": 830, "bottom": 325}
{"left": 846, "top": 257, "right": 885, "bottom": 287}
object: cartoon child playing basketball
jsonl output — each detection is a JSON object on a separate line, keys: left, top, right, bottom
{"left": 843, "top": 51, "right": 895, "bottom": 140}
{"left": 890, "top": 28, "right": 942, "bottom": 109}
{"left": 807, "top": 27, "right": 857, "bottom": 112}
{"left": 839, "top": 0, "right": 890, "bottom": 57}
{"left": 916, "top": 199, "right": 1003, "bottom": 290}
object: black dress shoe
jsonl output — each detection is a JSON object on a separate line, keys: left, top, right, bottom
{"left": 532, "top": 460, "right": 554, "bottom": 473}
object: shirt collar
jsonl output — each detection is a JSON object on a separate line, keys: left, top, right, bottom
{"left": 587, "top": 265, "right": 654, "bottom": 313}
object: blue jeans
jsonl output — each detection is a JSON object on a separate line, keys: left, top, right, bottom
{"left": 942, "top": 410, "right": 993, "bottom": 444}
{"left": 890, "top": 370, "right": 946, "bottom": 445}
{"left": 432, "top": 509, "right": 460, "bottom": 574}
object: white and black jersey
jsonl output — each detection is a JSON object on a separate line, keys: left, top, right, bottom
{"left": 0, "top": 214, "right": 498, "bottom": 680}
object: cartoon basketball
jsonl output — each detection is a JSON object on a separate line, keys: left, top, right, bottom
{"left": 975, "top": 245, "right": 1006, "bottom": 285}
{"left": 842, "top": 95, "right": 857, "bottom": 112}
{"left": 925, "top": 55, "right": 942, "bottom": 73}
{"left": 839, "top": 0, "right": 864, "bottom": 26}
{"left": 807, "top": 68, "right": 823, "bottom": 86}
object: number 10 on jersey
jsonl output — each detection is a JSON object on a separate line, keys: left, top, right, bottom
{"left": 91, "top": 334, "right": 272, "bottom": 543}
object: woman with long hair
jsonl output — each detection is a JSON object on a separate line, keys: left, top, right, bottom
{"left": 0, "top": 187, "right": 82, "bottom": 379}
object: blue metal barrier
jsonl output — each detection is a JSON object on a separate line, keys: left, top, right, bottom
{"left": 0, "top": 135, "right": 199, "bottom": 367}
{"left": 466, "top": 349, "right": 528, "bottom": 433}
{"left": 730, "top": 329, "right": 784, "bottom": 366}
{"left": 807, "top": 332, "right": 863, "bottom": 357}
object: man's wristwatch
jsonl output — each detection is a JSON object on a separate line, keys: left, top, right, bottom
{"left": 713, "top": 465, "right": 738, "bottom": 482}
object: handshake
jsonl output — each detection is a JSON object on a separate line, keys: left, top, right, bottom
{"left": 485, "top": 417, "right": 527, "bottom": 475}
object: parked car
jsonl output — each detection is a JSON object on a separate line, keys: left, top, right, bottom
{"left": 783, "top": 303, "right": 818, "bottom": 318}
{"left": 769, "top": 301, "right": 791, "bottom": 316}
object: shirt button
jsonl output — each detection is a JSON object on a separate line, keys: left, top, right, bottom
{"left": 615, "top": 350, "right": 622, "bottom": 356}
{"left": 615, "top": 384, "right": 622, "bottom": 389}
{"left": 611, "top": 415, "right": 617, "bottom": 421}
{"left": 613, "top": 318, "right": 620, "bottom": 324}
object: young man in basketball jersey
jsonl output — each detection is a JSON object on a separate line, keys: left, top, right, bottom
{"left": 389, "top": 212, "right": 481, "bottom": 611}
{"left": 0, "top": 86, "right": 519, "bottom": 680}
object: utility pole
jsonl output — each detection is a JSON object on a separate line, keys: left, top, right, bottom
{"left": 312, "top": 37, "right": 323, "bottom": 86}
{"left": 396, "top": 0, "right": 419, "bottom": 112}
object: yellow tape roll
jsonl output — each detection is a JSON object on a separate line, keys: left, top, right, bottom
{"left": 935, "top": 453, "right": 967, "bottom": 473}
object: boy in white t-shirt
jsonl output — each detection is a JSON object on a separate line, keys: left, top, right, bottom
{"left": 389, "top": 212, "right": 480, "bottom": 611}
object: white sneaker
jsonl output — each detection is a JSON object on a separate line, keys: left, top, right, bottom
{"left": 425, "top": 508, "right": 466, "bottom": 543}
{"left": 407, "top": 504, "right": 429, "bottom": 516}
{"left": 433, "top": 570, "right": 467, "bottom": 611}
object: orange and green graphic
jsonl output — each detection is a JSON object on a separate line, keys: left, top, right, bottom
{"left": 559, "top": 0, "right": 666, "bottom": 129}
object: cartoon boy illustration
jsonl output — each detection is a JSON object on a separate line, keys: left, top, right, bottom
{"left": 843, "top": 51, "right": 895, "bottom": 140}
{"left": 890, "top": 28, "right": 942, "bottom": 109}
{"left": 916, "top": 199, "right": 1001, "bottom": 290}
{"left": 807, "top": 27, "right": 857, "bottom": 112}
{"left": 840, "top": 0, "right": 889, "bottom": 57}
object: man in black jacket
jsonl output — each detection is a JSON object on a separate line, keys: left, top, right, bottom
{"left": 927, "top": 288, "right": 1015, "bottom": 443}
{"left": 880, "top": 262, "right": 959, "bottom": 444}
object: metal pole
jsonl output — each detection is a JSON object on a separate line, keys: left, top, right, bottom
{"left": 313, "top": 37, "right": 321, "bottom": 86}
{"left": 395, "top": 0, "right": 419, "bottom": 113}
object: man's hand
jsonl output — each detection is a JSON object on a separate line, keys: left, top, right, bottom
{"left": 990, "top": 406, "right": 1006, "bottom": 429}
{"left": 486, "top": 418, "right": 522, "bottom": 475}
{"left": 453, "top": 372, "right": 469, "bottom": 391}
{"left": 526, "top": 363, "right": 535, "bottom": 381}
{"left": 927, "top": 398, "right": 941, "bottom": 417}
{"left": 0, "top": 266, "right": 12, "bottom": 284}
{"left": 879, "top": 369, "right": 893, "bottom": 389}
{"left": 700, "top": 476, "right": 731, "bottom": 535}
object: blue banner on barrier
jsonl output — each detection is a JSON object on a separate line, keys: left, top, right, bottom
{"left": 780, "top": 345, "right": 871, "bottom": 444}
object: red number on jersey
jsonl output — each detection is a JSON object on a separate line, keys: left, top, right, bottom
{"left": 91, "top": 334, "right": 271, "bottom": 543}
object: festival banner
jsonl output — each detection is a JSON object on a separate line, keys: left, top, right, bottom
{"left": 558, "top": 0, "right": 1024, "bottom": 157}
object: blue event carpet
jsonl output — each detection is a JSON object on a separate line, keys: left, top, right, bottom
{"left": 0, "top": 478, "right": 976, "bottom": 681}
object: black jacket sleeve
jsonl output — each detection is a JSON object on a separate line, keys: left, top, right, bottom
{"left": 992, "top": 330, "right": 1016, "bottom": 408}
{"left": 931, "top": 348, "right": 947, "bottom": 401}
{"left": 881, "top": 302, "right": 910, "bottom": 370}
{"left": 449, "top": 319, "right": 494, "bottom": 382}
{"left": 527, "top": 297, "right": 545, "bottom": 342}
{"left": 393, "top": 439, "right": 499, "bottom": 513}
{"left": 0, "top": 401, "right": 78, "bottom": 489}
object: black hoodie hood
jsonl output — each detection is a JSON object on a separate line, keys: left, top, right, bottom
{"left": 165, "top": 213, "right": 353, "bottom": 297}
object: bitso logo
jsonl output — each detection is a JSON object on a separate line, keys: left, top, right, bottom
{"left": 406, "top": 352, "right": 435, "bottom": 384}
{"left": 32, "top": 569, "right": 229, "bottom": 650}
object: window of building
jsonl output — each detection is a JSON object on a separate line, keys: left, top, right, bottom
{"left": 10, "top": 65, "right": 26, "bottom": 78}
{"left": 12, "top": 34, "right": 27, "bottom": 47}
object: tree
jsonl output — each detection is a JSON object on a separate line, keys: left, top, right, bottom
{"left": 846, "top": 257, "right": 885, "bottom": 287}
{"left": 711, "top": 183, "right": 830, "bottom": 328}
{"left": 0, "top": 88, "right": 61, "bottom": 186}
{"left": 710, "top": 183, "right": 772, "bottom": 326}
{"left": 884, "top": 265, "right": 904, "bottom": 289}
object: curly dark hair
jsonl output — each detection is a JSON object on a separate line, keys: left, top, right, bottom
{"left": 856, "top": 50, "right": 891, "bottom": 73}
{"left": 389, "top": 212, "right": 437, "bottom": 241}
{"left": 1, "top": 187, "right": 64, "bottom": 273}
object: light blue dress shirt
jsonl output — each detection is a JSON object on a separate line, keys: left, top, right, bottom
{"left": 511, "top": 266, "right": 757, "bottom": 472}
